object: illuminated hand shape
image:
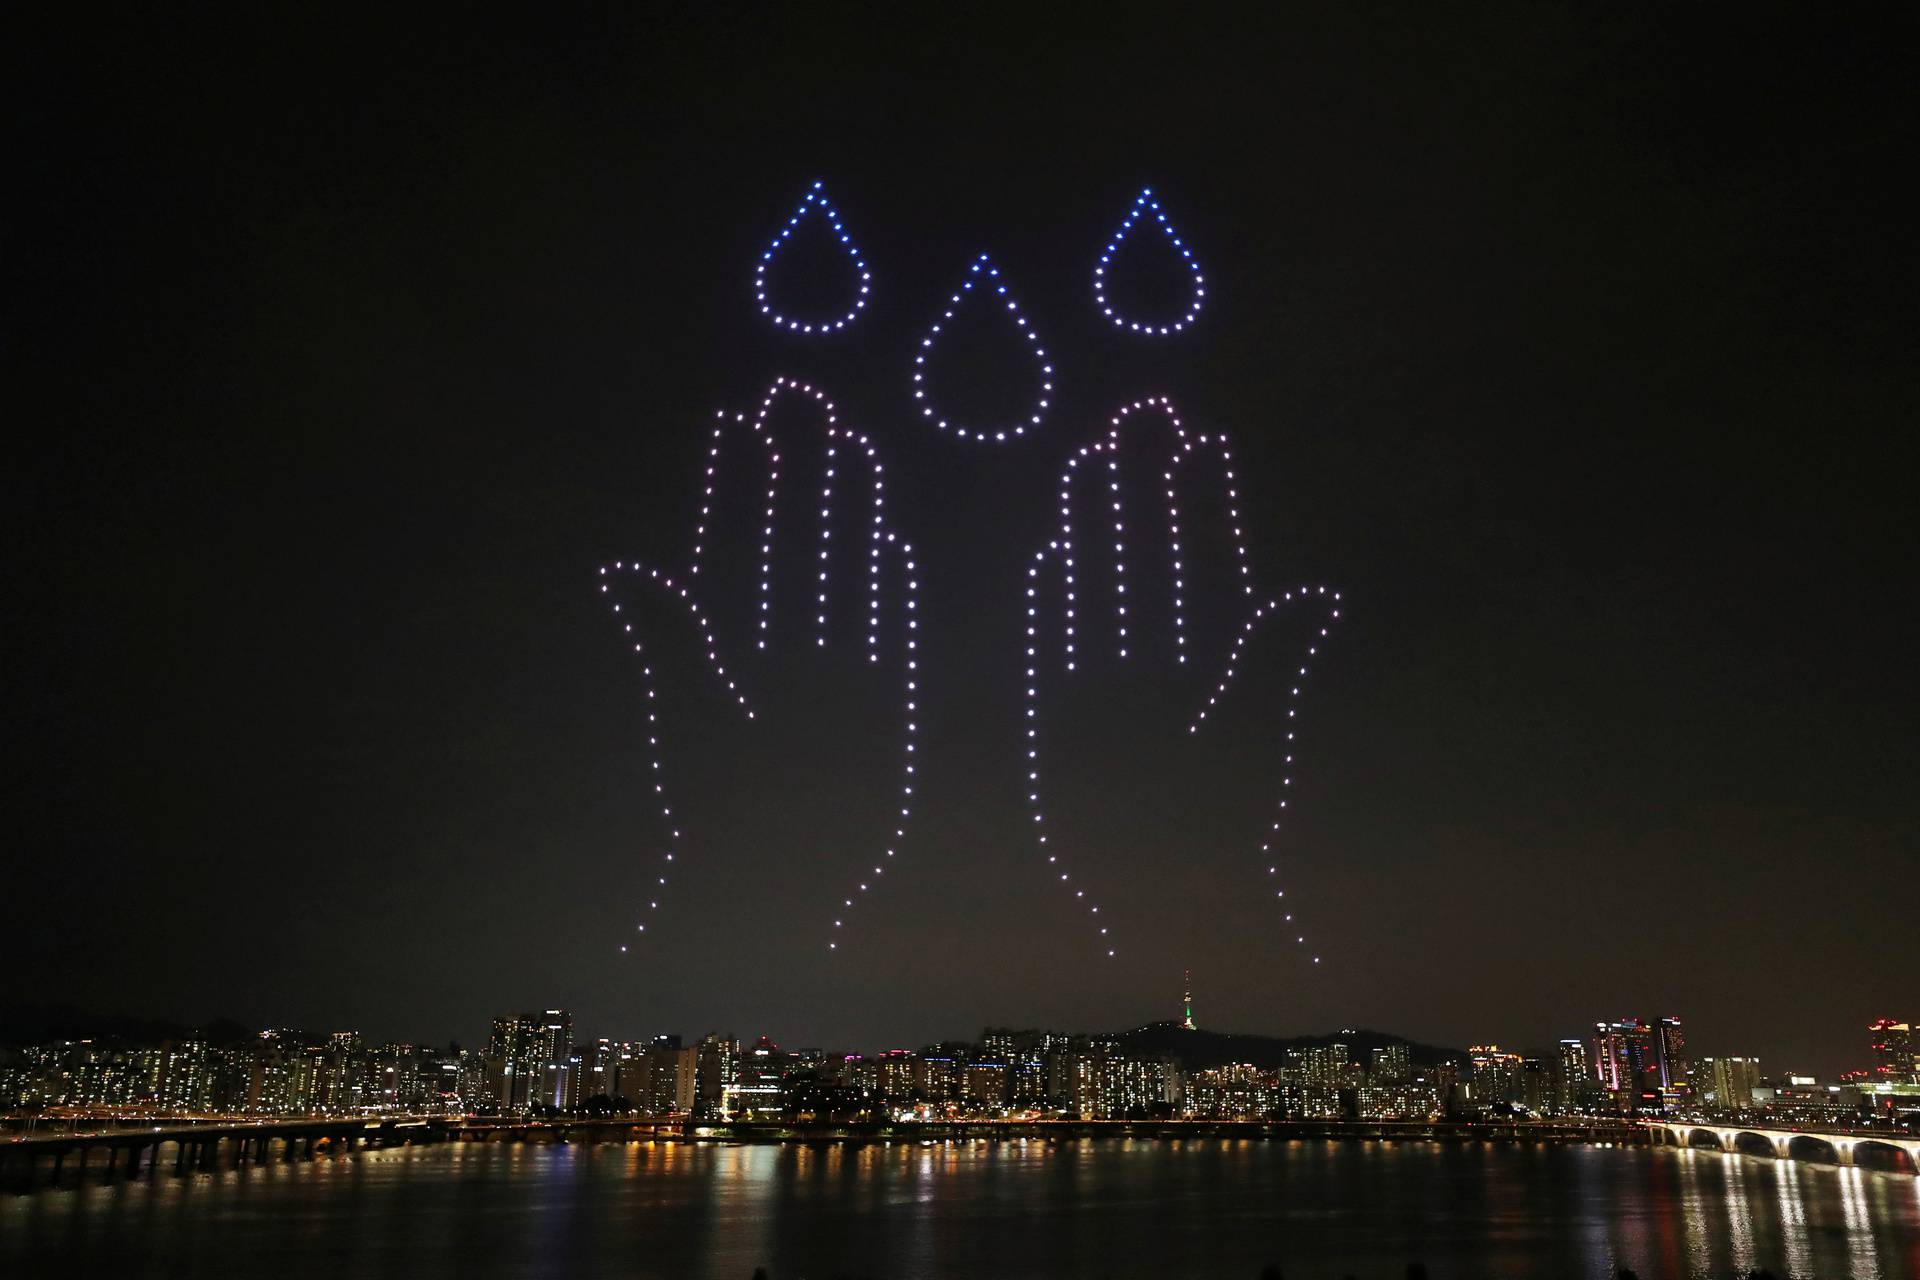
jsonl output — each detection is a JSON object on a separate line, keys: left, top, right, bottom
{"left": 1020, "top": 397, "right": 1341, "bottom": 962}
{"left": 595, "top": 378, "right": 920, "bottom": 952}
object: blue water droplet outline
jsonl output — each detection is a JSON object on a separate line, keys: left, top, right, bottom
{"left": 1093, "top": 186, "right": 1207, "bottom": 336}
{"left": 754, "top": 180, "right": 873, "bottom": 334}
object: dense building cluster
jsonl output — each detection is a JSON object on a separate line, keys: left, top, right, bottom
{"left": 0, "top": 1030, "right": 465, "bottom": 1116}
{"left": 485, "top": 1023, "right": 1187, "bottom": 1123}
{"left": 1475, "top": 1015, "right": 1920, "bottom": 1128}
{"left": 4, "top": 1007, "right": 1914, "bottom": 1129}
{"left": 1187, "top": 1043, "right": 1449, "bottom": 1121}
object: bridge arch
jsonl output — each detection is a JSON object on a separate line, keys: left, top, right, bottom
{"left": 1685, "top": 1128, "right": 1725, "bottom": 1151}
{"left": 1729, "top": 1131, "right": 1778, "bottom": 1159}
{"left": 1851, "top": 1140, "right": 1917, "bottom": 1175}
{"left": 1785, "top": 1134, "right": 1842, "bottom": 1164}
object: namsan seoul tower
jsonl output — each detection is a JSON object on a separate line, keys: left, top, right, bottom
{"left": 1182, "top": 970, "right": 1197, "bottom": 1031}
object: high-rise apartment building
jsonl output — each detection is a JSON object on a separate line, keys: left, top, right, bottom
{"left": 487, "top": 1010, "right": 573, "bottom": 1111}
{"left": 1294, "top": 1044, "right": 1352, "bottom": 1089}
{"left": 695, "top": 1034, "right": 738, "bottom": 1118}
{"left": 1698, "top": 1056, "right": 1762, "bottom": 1111}
{"left": 1048, "top": 1039, "right": 1104, "bottom": 1118}
{"left": 1554, "top": 1039, "right": 1592, "bottom": 1113}
{"left": 867, "top": 1049, "right": 915, "bottom": 1102}
{"left": 981, "top": 1028, "right": 1055, "bottom": 1105}
{"left": 1101, "top": 1054, "right": 1180, "bottom": 1118}
{"left": 576, "top": 1039, "right": 618, "bottom": 1104}
{"left": 158, "top": 1039, "right": 211, "bottom": 1112}
{"left": 1468, "top": 1045, "right": 1524, "bottom": 1108}
{"left": 456, "top": 1049, "right": 494, "bottom": 1111}
{"left": 1185, "top": 1064, "right": 1276, "bottom": 1119}
{"left": 915, "top": 1054, "right": 961, "bottom": 1104}
{"left": 964, "top": 1061, "right": 1010, "bottom": 1108}
{"left": 1369, "top": 1044, "right": 1411, "bottom": 1087}
{"left": 1519, "top": 1057, "right": 1554, "bottom": 1115}
{"left": 647, "top": 1041, "right": 698, "bottom": 1115}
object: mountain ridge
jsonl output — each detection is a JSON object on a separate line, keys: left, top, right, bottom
{"left": 1114, "top": 1021, "right": 1469, "bottom": 1071}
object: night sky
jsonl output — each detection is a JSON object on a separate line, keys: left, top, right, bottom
{"left": 10, "top": 10, "right": 1912, "bottom": 1077}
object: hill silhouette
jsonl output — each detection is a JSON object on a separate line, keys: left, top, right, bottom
{"left": 1115, "top": 1021, "right": 1468, "bottom": 1071}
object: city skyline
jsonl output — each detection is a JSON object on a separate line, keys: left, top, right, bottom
{"left": 9, "top": 992, "right": 1915, "bottom": 1133}
{"left": 2, "top": 915, "right": 1905, "bottom": 1083}
{"left": 10, "top": 984, "right": 1914, "bottom": 1094}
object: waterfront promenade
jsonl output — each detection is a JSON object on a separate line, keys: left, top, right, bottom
{"left": 12, "top": 1112, "right": 1917, "bottom": 1195}
{"left": 0, "top": 1114, "right": 1633, "bottom": 1193}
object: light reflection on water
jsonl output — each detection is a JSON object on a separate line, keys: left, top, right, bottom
{"left": 2, "top": 1138, "right": 1916, "bottom": 1279}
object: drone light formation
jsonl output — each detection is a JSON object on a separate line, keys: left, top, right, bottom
{"left": 912, "top": 252, "right": 1054, "bottom": 443}
{"left": 598, "top": 378, "right": 919, "bottom": 952}
{"left": 1093, "top": 187, "right": 1207, "bottom": 336}
{"left": 603, "top": 184, "right": 1332, "bottom": 964}
{"left": 1023, "top": 397, "right": 1340, "bottom": 964}
{"left": 753, "top": 181, "right": 873, "bottom": 334}
{"left": 1051, "top": 398, "right": 1254, "bottom": 667}
{"left": 1198, "top": 584, "right": 1342, "bottom": 969}
{"left": 690, "top": 383, "right": 890, "bottom": 657}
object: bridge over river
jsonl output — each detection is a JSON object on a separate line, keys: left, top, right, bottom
{"left": 1645, "top": 1119, "right": 1919, "bottom": 1174}
{"left": 0, "top": 1116, "right": 449, "bottom": 1192}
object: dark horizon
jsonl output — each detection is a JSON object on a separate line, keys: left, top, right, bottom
{"left": 9, "top": 9, "right": 1911, "bottom": 1085}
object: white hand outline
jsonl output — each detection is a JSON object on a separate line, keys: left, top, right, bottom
{"left": 1020, "top": 396, "right": 1343, "bottom": 962}
{"left": 595, "top": 377, "right": 921, "bottom": 953}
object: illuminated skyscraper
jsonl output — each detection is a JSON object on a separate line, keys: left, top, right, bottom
{"left": 722, "top": 1036, "right": 788, "bottom": 1121}
{"left": 1656, "top": 1016, "right": 1691, "bottom": 1098}
{"left": 1592, "top": 1018, "right": 1658, "bottom": 1108}
{"left": 1868, "top": 1019, "right": 1917, "bottom": 1083}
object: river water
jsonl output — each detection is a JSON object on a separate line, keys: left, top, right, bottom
{"left": 4, "top": 1138, "right": 1917, "bottom": 1278}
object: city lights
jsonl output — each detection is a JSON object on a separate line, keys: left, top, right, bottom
{"left": 13, "top": 1004, "right": 1906, "bottom": 1141}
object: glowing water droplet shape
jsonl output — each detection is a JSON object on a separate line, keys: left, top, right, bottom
{"left": 911, "top": 253, "right": 1054, "bottom": 444}
{"left": 754, "top": 181, "right": 873, "bottom": 334}
{"left": 1093, "top": 187, "right": 1206, "bottom": 336}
